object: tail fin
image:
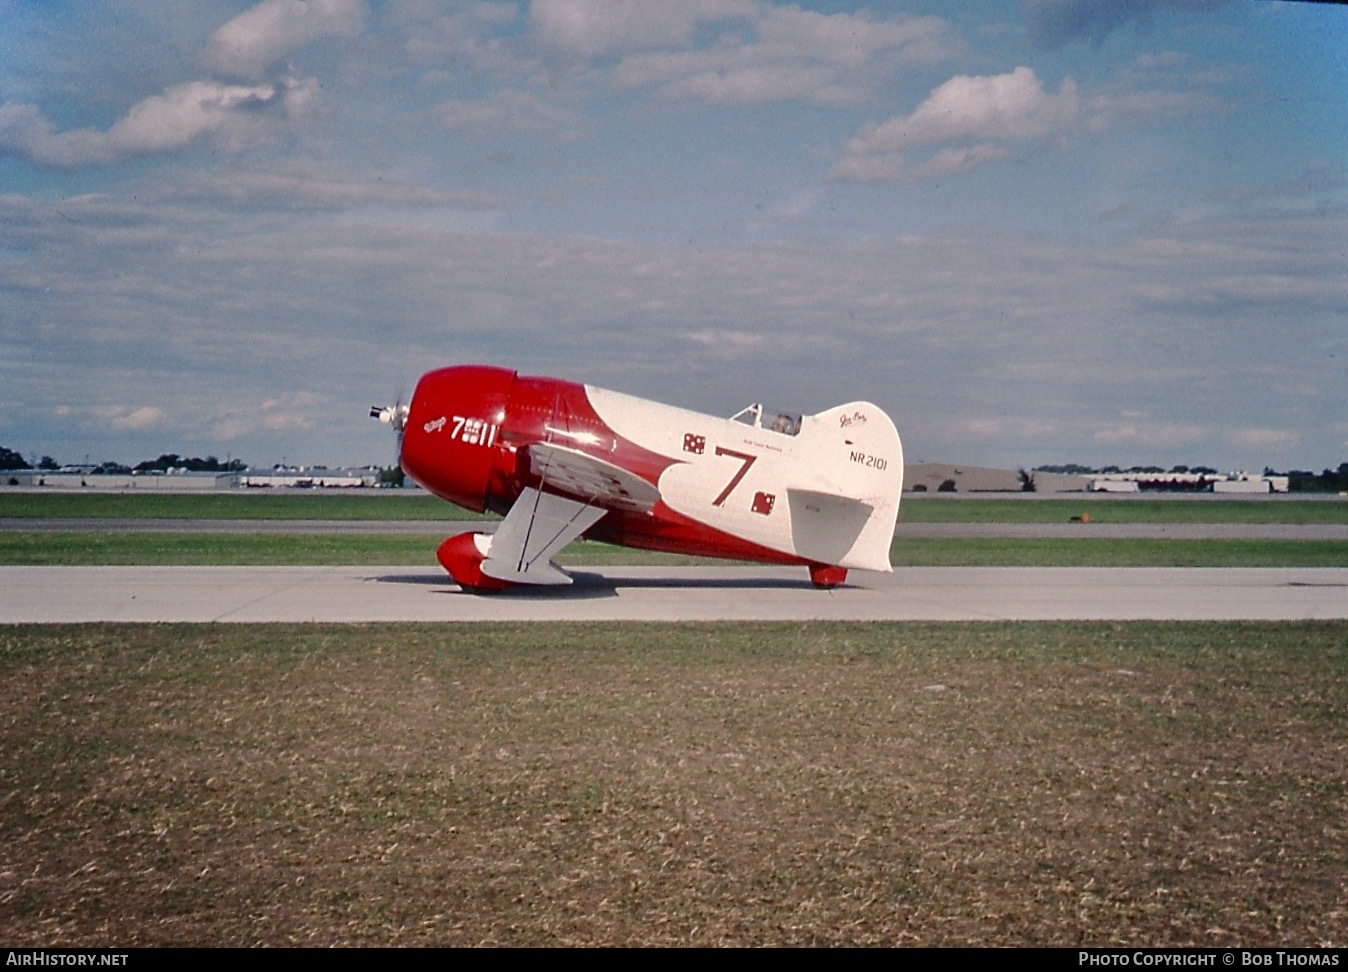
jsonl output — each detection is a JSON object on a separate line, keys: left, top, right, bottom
{"left": 790, "top": 402, "right": 903, "bottom": 572}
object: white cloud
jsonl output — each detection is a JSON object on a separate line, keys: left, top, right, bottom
{"left": 962, "top": 417, "right": 1059, "bottom": 439}
{"left": 9, "top": 193, "right": 1346, "bottom": 468}
{"left": 1135, "top": 51, "right": 1188, "bottom": 71}
{"left": 206, "top": 0, "right": 367, "bottom": 80}
{"left": 830, "top": 67, "right": 1078, "bottom": 182}
{"left": 889, "top": 67, "right": 1079, "bottom": 146}
{"left": 829, "top": 61, "right": 1227, "bottom": 183}
{"left": 1228, "top": 428, "right": 1300, "bottom": 451}
{"left": 435, "top": 89, "right": 591, "bottom": 137}
{"left": 617, "top": 7, "right": 954, "bottom": 105}
{"left": 1086, "top": 86, "right": 1220, "bottom": 134}
{"left": 54, "top": 405, "right": 169, "bottom": 433}
{"left": 530, "top": 0, "right": 754, "bottom": 58}
{"left": 213, "top": 394, "right": 322, "bottom": 441}
{"left": 0, "top": 78, "right": 313, "bottom": 168}
{"left": 156, "top": 163, "right": 509, "bottom": 212}
{"left": 1092, "top": 422, "right": 1206, "bottom": 447}
{"left": 633, "top": 60, "right": 855, "bottom": 107}
{"left": 0, "top": 1, "right": 366, "bottom": 169}
{"left": 539, "top": 1, "right": 954, "bottom": 106}
{"left": 903, "top": 143, "right": 1012, "bottom": 182}
{"left": 394, "top": 1, "right": 522, "bottom": 76}
{"left": 102, "top": 406, "right": 168, "bottom": 432}
{"left": 754, "top": 6, "right": 953, "bottom": 70}
{"left": 681, "top": 329, "right": 765, "bottom": 352}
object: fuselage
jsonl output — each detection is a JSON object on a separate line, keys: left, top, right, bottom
{"left": 399, "top": 364, "right": 903, "bottom": 574}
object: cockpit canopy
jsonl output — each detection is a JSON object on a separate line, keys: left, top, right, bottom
{"left": 730, "top": 403, "right": 801, "bottom": 436}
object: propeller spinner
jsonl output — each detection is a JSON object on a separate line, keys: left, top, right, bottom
{"left": 369, "top": 402, "right": 408, "bottom": 432}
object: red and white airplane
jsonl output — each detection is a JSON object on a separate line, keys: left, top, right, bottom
{"left": 371, "top": 365, "right": 902, "bottom": 591}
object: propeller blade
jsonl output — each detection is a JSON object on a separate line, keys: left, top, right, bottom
{"left": 371, "top": 391, "right": 410, "bottom": 486}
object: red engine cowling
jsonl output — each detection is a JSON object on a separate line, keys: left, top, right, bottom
{"left": 400, "top": 365, "right": 516, "bottom": 512}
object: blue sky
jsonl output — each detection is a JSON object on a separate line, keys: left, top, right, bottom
{"left": 1, "top": 0, "right": 1345, "bottom": 472}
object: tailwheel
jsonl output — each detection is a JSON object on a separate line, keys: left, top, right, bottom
{"left": 808, "top": 564, "right": 847, "bottom": 589}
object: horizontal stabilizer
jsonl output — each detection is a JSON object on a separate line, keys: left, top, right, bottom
{"left": 787, "top": 487, "right": 891, "bottom": 573}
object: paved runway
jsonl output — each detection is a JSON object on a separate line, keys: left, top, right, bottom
{"left": 4, "top": 565, "right": 1346, "bottom": 623}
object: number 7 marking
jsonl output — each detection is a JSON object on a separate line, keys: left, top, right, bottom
{"left": 712, "top": 447, "right": 757, "bottom": 506}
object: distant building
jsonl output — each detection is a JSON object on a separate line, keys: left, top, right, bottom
{"left": 5, "top": 466, "right": 382, "bottom": 490}
{"left": 1029, "top": 471, "right": 1092, "bottom": 493}
{"left": 904, "top": 463, "right": 1025, "bottom": 493}
{"left": 1084, "top": 471, "right": 1288, "bottom": 493}
{"left": 240, "top": 468, "right": 378, "bottom": 488}
{"left": 900, "top": 465, "right": 1292, "bottom": 494}
{"left": 4, "top": 470, "right": 239, "bottom": 490}
{"left": 1088, "top": 478, "right": 1140, "bottom": 493}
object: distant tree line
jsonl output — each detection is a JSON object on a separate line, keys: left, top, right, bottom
{"left": 1283, "top": 464, "right": 1348, "bottom": 493}
{"left": 1, "top": 446, "right": 31, "bottom": 471}
{"left": 0, "top": 447, "right": 247, "bottom": 474}
{"left": 132, "top": 454, "right": 248, "bottom": 473}
{"left": 1035, "top": 463, "right": 1219, "bottom": 476}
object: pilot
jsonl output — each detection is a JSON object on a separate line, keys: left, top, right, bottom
{"left": 771, "top": 414, "right": 796, "bottom": 435}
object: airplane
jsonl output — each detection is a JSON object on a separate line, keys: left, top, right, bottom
{"left": 371, "top": 364, "right": 902, "bottom": 591}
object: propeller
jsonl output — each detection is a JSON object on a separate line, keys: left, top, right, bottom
{"left": 368, "top": 401, "right": 408, "bottom": 432}
{"left": 369, "top": 397, "right": 410, "bottom": 486}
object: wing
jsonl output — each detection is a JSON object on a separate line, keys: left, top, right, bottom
{"left": 480, "top": 486, "right": 607, "bottom": 585}
{"left": 479, "top": 445, "right": 663, "bottom": 585}
{"left": 527, "top": 442, "right": 661, "bottom": 513}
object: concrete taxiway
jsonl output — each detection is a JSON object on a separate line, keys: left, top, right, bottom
{"left": 4, "top": 565, "right": 1346, "bottom": 623}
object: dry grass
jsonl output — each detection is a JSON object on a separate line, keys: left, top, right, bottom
{"left": 2, "top": 622, "right": 1345, "bottom": 946}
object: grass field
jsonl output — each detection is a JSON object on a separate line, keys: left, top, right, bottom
{"left": 3, "top": 491, "right": 1346, "bottom": 524}
{"left": 0, "top": 491, "right": 492, "bottom": 521}
{"left": 2, "top": 621, "right": 1344, "bottom": 946}
{"left": 4, "top": 494, "right": 1344, "bottom": 945}
{"left": 1, "top": 531, "right": 1345, "bottom": 567}
{"left": 901, "top": 496, "right": 1348, "bottom": 525}
{"left": 2, "top": 491, "right": 1346, "bottom": 567}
